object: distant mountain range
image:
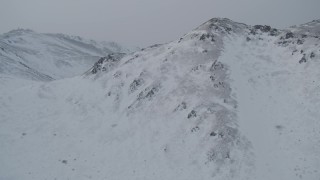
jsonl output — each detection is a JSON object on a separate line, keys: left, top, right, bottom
{"left": 0, "top": 29, "right": 136, "bottom": 80}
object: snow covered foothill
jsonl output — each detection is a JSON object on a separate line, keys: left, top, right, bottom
{"left": 0, "top": 29, "right": 134, "bottom": 81}
{"left": 0, "top": 18, "right": 320, "bottom": 180}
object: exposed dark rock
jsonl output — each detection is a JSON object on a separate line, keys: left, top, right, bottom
{"left": 254, "top": 25, "right": 271, "bottom": 32}
{"left": 224, "top": 27, "right": 232, "bottom": 32}
{"left": 180, "top": 102, "right": 187, "bottom": 109}
{"left": 174, "top": 102, "right": 187, "bottom": 112}
{"left": 191, "top": 126, "right": 200, "bottom": 132}
{"left": 129, "top": 78, "right": 144, "bottom": 93}
{"left": 149, "top": 44, "right": 162, "bottom": 49}
{"left": 299, "top": 55, "right": 307, "bottom": 64}
{"left": 218, "top": 132, "right": 224, "bottom": 138}
{"left": 207, "top": 149, "right": 216, "bottom": 161}
{"left": 113, "top": 71, "right": 122, "bottom": 78}
{"left": 210, "top": 131, "right": 217, "bottom": 136}
{"left": 297, "top": 39, "right": 304, "bottom": 45}
{"left": 292, "top": 49, "right": 298, "bottom": 55}
{"left": 278, "top": 41, "right": 289, "bottom": 45}
{"left": 269, "top": 29, "right": 279, "bottom": 36}
{"left": 225, "top": 152, "right": 230, "bottom": 159}
{"left": 210, "top": 75, "right": 215, "bottom": 81}
{"left": 200, "top": 33, "right": 215, "bottom": 42}
{"left": 137, "top": 85, "right": 160, "bottom": 101}
{"left": 90, "top": 53, "right": 125, "bottom": 74}
{"left": 310, "top": 52, "right": 315, "bottom": 59}
{"left": 275, "top": 125, "right": 284, "bottom": 130}
{"left": 249, "top": 29, "right": 257, "bottom": 35}
{"left": 187, "top": 110, "right": 197, "bottom": 119}
{"left": 251, "top": 25, "right": 278, "bottom": 36}
{"left": 191, "top": 65, "right": 205, "bottom": 71}
{"left": 61, "top": 160, "right": 68, "bottom": 164}
{"left": 210, "top": 60, "right": 224, "bottom": 71}
{"left": 285, "top": 32, "right": 294, "bottom": 39}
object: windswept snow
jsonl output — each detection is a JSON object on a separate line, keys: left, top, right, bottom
{"left": 0, "top": 18, "right": 320, "bottom": 180}
{"left": 222, "top": 33, "right": 320, "bottom": 179}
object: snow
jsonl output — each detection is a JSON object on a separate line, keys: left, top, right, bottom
{"left": 222, "top": 33, "right": 320, "bottom": 179}
{"left": 0, "top": 19, "right": 319, "bottom": 180}
{"left": 0, "top": 29, "right": 133, "bottom": 81}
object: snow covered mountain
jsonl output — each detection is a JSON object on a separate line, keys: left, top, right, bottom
{"left": 0, "top": 29, "right": 133, "bottom": 80}
{"left": 0, "top": 18, "right": 319, "bottom": 180}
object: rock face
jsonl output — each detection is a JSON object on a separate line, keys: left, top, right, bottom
{"left": 0, "top": 18, "right": 320, "bottom": 180}
{"left": 87, "top": 53, "right": 126, "bottom": 75}
{"left": 0, "top": 29, "right": 132, "bottom": 80}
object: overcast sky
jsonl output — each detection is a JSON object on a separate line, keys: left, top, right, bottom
{"left": 1, "top": 0, "right": 320, "bottom": 47}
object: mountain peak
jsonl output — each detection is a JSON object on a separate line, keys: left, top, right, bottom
{"left": 207, "top": 17, "right": 236, "bottom": 24}
{"left": 194, "top": 17, "right": 248, "bottom": 34}
{"left": 178, "top": 18, "right": 249, "bottom": 43}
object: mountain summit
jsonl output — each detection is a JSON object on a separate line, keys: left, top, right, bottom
{"left": 0, "top": 18, "right": 319, "bottom": 180}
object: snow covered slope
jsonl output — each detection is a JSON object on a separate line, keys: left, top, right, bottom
{"left": 0, "top": 18, "right": 319, "bottom": 180}
{"left": 0, "top": 29, "right": 133, "bottom": 80}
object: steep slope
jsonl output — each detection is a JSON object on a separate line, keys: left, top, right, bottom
{"left": 0, "top": 18, "right": 319, "bottom": 180}
{"left": 0, "top": 29, "right": 133, "bottom": 81}
{"left": 221, "top": 22, "right": 320, "bottom": 179}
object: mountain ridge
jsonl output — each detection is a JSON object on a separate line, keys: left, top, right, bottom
{"left": 0, "top": 28, "right": 135, "bottom": 81}
{"left": 0, "top": 18, "right": 319, "bottom": 180}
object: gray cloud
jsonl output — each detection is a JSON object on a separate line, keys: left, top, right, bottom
{"left": 1, "top": 0, "right": 319, "bottom": 47}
